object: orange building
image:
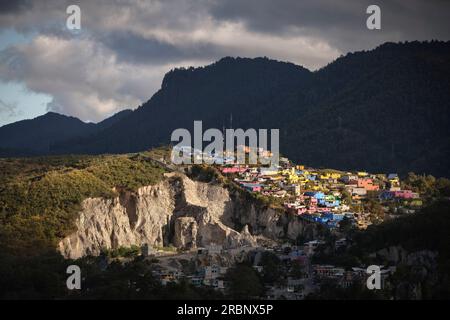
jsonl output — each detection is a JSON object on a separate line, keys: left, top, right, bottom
{"left": 357, "top": 178, "right": 379, "bottom": 191}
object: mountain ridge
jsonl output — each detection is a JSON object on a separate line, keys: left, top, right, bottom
{"left": 1, "top": 41, "right": 449, "bottom": 177}
{"left": 0, "top": 109, "right": 132, "bottom": 156}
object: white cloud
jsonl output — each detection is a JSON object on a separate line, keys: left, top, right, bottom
{"left": 0, "top": 35, "right": 207, "bottom": 122}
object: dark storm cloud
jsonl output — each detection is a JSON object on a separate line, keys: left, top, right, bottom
{"left": 1, "top": 0, "right": 449, "bottom": 123}
{"left": 0, "top": 0, "right": 32, "bottom": 14}
{"left": 99, "top": 31, "right": 225, "bottom": 65}
{"left": 3, "top": 0, "right": 449, "bottom": 66}
{"left": 209, "top": 0, "right": 450, "bottom": 52}
{"left": 210, "top": 0, "right": 362, "bottom": 33}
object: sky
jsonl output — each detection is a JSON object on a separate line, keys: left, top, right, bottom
{"left": 0, "top": 0, "right": 449, "bottom": 126}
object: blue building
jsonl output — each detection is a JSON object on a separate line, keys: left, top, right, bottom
{"left": 304, "top": 191, "right": 325, "bottom": 200}
{"left": 379, "top": 191, "right": 394, "bottom": 200}
{"left": 318, "top": 199, "right": 341, "bottom": 207}
{"left": 323, "top": 212, "right": 344, "bottom": 221}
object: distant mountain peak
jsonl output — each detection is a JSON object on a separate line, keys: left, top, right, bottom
{"left": 40, "top": 111, "right": 82, "bottom": 120}
{"left": 161, "top": 55, "right": 310, "bottom": 90}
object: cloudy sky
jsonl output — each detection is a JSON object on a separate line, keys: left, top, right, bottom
{"left": 0, "top": 0, "right": 449, "bottom": 126}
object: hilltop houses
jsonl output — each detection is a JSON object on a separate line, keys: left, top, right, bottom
{"left": 156, "top": 148, "right": 428, "bottom": 299}
{"left": 183, "top": 145, "right": 424, "bottom": 231}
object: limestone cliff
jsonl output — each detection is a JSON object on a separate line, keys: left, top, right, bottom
{"left": 58, "top": 173, "right": 314, "bottom": 259}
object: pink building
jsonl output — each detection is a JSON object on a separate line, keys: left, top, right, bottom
{"left": 221, "top": 166, "right": 247, "bottom": 174}
{"left": 305, "top": 197, "right": 318, "bottom": 205}
{"left": 240, "top": 182, "right": 262, "bottom": 192}
{"left": 393, "top": 190, "right": 414, "bottom": 199}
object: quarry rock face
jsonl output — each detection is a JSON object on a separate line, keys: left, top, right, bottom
{"left": 58, "top": 179, "right": 175, "bottom": 259}
{"left": 58, "top": 173, "right": 310, "bottom": 259}
{"left": 173, "top": 217, "right": 197, "bottom": 250}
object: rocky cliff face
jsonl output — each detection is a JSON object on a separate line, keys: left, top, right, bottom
{"left": 374, "top": 246, "right": 440, "bottom": 300}
{"left": 59, "top": 173, "right": 314, "bottom": 259}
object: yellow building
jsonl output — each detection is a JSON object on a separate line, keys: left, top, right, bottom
{"left": 281, "top": 168, "right": 295, "bottom": 175}
{"left": 320, "top": 172, "right": 342, "bottom": 180}
{"left": 330, "top": 172, "right": 342, "bottom": 179}
{"left": 320, "top": 173, "right": 330, "bottom": 180}
{"left": 388, "top": 174, "right": 400, "bottom": 189}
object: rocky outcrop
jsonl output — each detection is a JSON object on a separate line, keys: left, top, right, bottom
{"left": 373, "top": 245, "right": 440, "bottom": 300}
{"left": 173, "top": 217, "right": 197, "bottom": 250}
{"left": 58, "top": 173, "right": 312, "bottom": 259}
{"left": 375, "top": 246, "right": 438, "bottom": 267}
{"left": 58, "top": 179, "right": 176, "bottom": 259}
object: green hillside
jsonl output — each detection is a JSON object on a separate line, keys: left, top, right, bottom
{"left": 0, "top": 152, "right": 166, "bottom": 256}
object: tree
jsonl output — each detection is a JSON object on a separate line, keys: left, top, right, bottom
{"left": 290, "top": 261, "right": 306, "bottom": 279}
{"left": 341, "top": 189, "right": 352, "bottom": 205}
{"left": 364, "top": 198, "right": 384, "bottom": 221}
{"left": 260, "top": 252, "right": 282, "bottom": 284}
{"left": 339, "top": 217, "right": 353, "bottom": 233}
{"left": 225, "top": 264, "right": 264, "bottom": 299}
{"left": 436, "top": 178, "right": 450, "bottom": 197}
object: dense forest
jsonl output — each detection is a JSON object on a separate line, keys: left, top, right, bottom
{"left": 1, "top": 41, "right": 449, "bottom": 177}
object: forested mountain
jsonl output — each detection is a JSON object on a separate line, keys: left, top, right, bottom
{"left": 0, "top": 109, "right": 132, "bottom": 157}
{"left": 283, "top": 41, "right": 450, "bottom": 176}
{"left": 1, "top": 41, "right": 449, "bottom": 176}
{"left": 50, "top": 57, "right": 312, "bottom": 155}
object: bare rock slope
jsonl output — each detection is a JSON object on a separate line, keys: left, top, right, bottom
{"left": 59, "top": 173, "right": 315, "bottom": 259}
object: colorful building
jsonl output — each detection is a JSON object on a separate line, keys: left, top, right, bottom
{"left": 357, "top": 178, "right": 379, "bottom": 191}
